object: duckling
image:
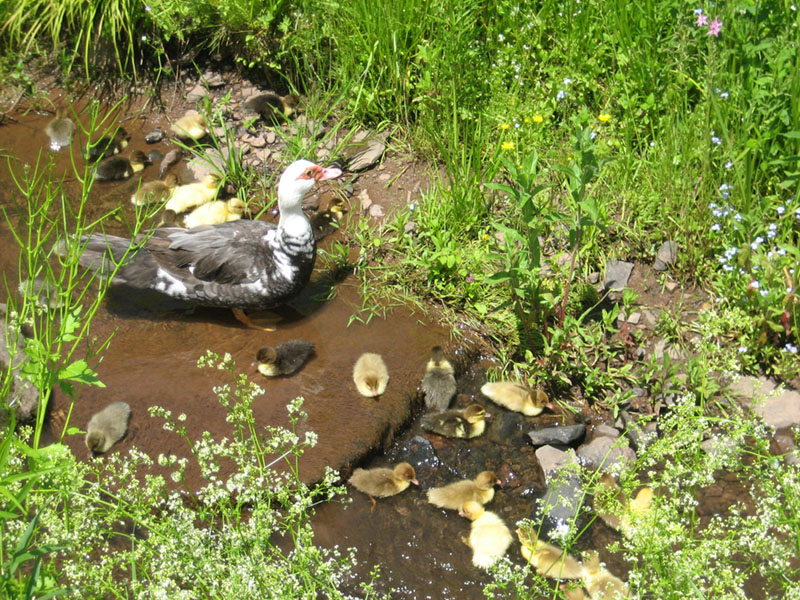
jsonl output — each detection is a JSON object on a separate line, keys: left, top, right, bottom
{"left": 310, "top": 197, "right": 348, "bottom": 241}
{"left": 130, "top": 173, "right": 180, "bottom": 206}
{"left": 243, "top": 92, "right": 301, "bottom": 124}
{"left": 86, "top": 128, "right": 129, "bottom": 162}
{"left": 164, "top": 173, "right": 222, "bottom": 213}
{"left": 183, "top": 197, "right": 247, "bottom": 229}
{"left": 582, "top": 551, "right": 629, "bottom": 600}
{"left": 95, "top": 150, "right": 148, "bottom": 181}
{"left": 427, "top": 470, "right": 499, "bottom": 510}
{"left": 421, "top": 345, "right": 457, "bottom": 411}
{"left": 353, "top": 352, "right": 389, "bottom": 398}
{"left": 85, "top": 401, "right": 131, "bottom": 455}
{"left": 480, "top": 381, "right": 552, "bottom": 416}
{"left": 252, "top": 339, "right": 315, "bottom": 377}
{"left": 44, "top": 107, "right": 76, "bottom": 151}
{"left": 170, "top": 111, "right": 208, "bottom": 141}
{"left": 420, "top": 403, "right": 488, "bottom": 439}
{"left": 348, "top": 462, "right": 419, "bottom": 510}
{"left": 459, "top": 500, "right": 513, "bottom": 570}
{"left": 516, "top": 527, "right": 584, "bottom": 580}
{"left": 593, "top": 474, "right": 653, "bottom": 535}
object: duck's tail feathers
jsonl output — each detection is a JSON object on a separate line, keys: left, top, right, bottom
{"left": 72, "top": 233, "right": 157, "bottom": 285}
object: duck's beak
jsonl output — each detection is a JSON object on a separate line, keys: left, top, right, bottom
{"left": 411, "top": 478, "right": 420, "bottom": 486}
{"left": 316, "top": 166, "right": 342, "bottom": 182}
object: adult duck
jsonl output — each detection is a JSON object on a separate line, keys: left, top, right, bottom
{"left": 78, "top": 159, "right": 341, "bottom": 327}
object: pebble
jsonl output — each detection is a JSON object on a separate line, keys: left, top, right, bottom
{"left": 144, "top": 129, "right": 165, "bottom": 143}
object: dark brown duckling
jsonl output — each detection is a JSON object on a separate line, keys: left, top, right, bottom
{"left": 252, "top": 339, "right": 315, "bottom": 377}
{"left": 243, "top": 92, "right": 301, "bottom": 124}
{"left": 421, "top": 345, "right": 456, "bottom": 412}
{"left": 86, "top": 128, "right": 129, "bottom": 162}
{"left": 95, "top": 150, "right": 148, "bottom": 181}
{"left": 420, "top": 403, "right": 488, "bottom": 439}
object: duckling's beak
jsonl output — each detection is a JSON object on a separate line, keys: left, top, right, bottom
{"left": 411, "top": 478, "right": 420, "bottom": 486}
{"left": 316, "top": 166, "right": 342, "bottom": 182}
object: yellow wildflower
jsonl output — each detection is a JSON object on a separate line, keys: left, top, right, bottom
{"left": 524, "top": 117, "right": 531, "bottom": 124}
{"left": 598, "top": 113, "right": 611, "bottom": 122}
{"left": 500, "top": 123, "right": 511, "bottom": 130}
{"left": 532, "top": 114, "right": 544, "bottom": 123}
{"left": 501, "top": 141, "right": 515, "bottom": 150}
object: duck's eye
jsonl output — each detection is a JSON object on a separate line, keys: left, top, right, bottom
{"left": 304, "top": 168, "right": 315, "bottom": 178}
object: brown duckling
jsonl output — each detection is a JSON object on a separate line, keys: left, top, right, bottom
{"left": 183, "top": 197, "right": 247, "bottom": 228}
{"left": 252, "top": 339, "right": 315, "bottom": 377}
{"left": 86, "top": 128, "right": 129, "bottom": 162}
{"left": 421, "top": 345, "right": 457, "bottom": 411}
{"left": 44, "top": 107, "right": 76, "bottom": 151}
{"left": 353, "top": 352, "right": 389, "bottom": 398}
{"left": 310, "top": 197, "right": 348, "bottom": 241}
{"left": 85, "top": 401, "right": 131, "bottom": 455}
{"left": 243, "top": 92, "right": 301, "bottom": 124}
{"left": 593, "top": 473, "right": 653, "bottom": 536}
{"left": 348, "top": 462, "right": 419, "bottom": 510}
{"left": 582, "top": 551, "right": 629, "bottom": 599}
{"left": 420, "top": 403, "right": 488, "bottom": 439}
{"left": 459, "top": 501, "right": 513, "bottom": 570}
{"left": 130, "top": 173, "right": 180, "bottom": 206}
{"left": 164, "top": 173, "right": 222, "bottom": 213}
{"left": 170, "top": 111, "right": 208, "bottom": 141}
{"left": 480, "top": 381, "right": 553, "bottom": 416}
{"left": 95, "top": 150, "right": 148, "bottom": 181}
{"left": 517, "top": 527, "right": 584, "bottom": 580}
{"left": 426, "top": 470, "right": 499, "bottom": 510}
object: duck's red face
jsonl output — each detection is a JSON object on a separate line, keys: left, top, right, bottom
{"left": 298, "top": 164, "right": 342, "bottom": 183}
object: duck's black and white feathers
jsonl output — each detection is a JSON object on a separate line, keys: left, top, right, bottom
{"left": 79, "top": 160, "right": 341, "bottom": 310}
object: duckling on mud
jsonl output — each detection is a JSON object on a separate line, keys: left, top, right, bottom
{"left": 252, "top": 339, "right": 315, "bottom": 377}
{"left": 170, "top": 111, "right": 209, "bottom": 141}
{"left": 353, "top": 352, "right": 389, "bottom": 398}
{"left": 348, "top": 462, "right": 419, "bottom": 510}
{"left": 95, "top": 150, "right": 148, "bottom": 181}
{"left": 243, "top": 92, "right": 301, "bottom": 124}
{"left": 44, "top": 107, "right": 76, "bottom": 151}
{"left": 85, "top": 401, "right": 131, "bottom": 455}
{"left": 164, "top": 173, "right": 223, "bottom": 214}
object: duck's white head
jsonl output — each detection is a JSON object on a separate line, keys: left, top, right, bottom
{"left": 278, "top": 159, "right": 342, "bottom": 210}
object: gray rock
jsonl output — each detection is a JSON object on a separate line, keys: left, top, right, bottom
{"left": 730, "top": 376, "right": 800, "bottom": 429}
{"left": 202, "top": 71, "right": 225, "bottom": 88}
{"left": 527, "top": 424, "right": 585, "bottom": 447}
{"left": 486, "top": 412, "right": 525, "bottom": 445}
{"left": 368, "top": 204, "right": 386, "bottom": 219}
{"left": 534, "top": 446, "right": 583, "bottom": 533}
{"left": 604, "top": 260, "right": 634, "bottom": 291}
{"left": 265, "top": 130, "right": 277, "bottom": 144}
{"left": 588, "top": 272, "right": 600, "bottom": 284}
{"left": 627, "top": 311, "right": 641, "bottom": 324}
{"left": 654, "top": 240, "right": 678, "bottom": 271}
{"left": 186, "top": 83, "right": 208, "bottom": 103}
{"left": 144, "top": 129, "right": 165, "bottom": 144}
{"left": 652, "top": 338, "right": 686, "bottom": 361}
{"left": 772, "top": 429, "right": 800, "bottom": 466}
{"left": 576, "top": 435, "right": 636, "bottom": 472}
{"left": 665, "top": 281, "right": 679, "bottom": 292}
{"left": 392, "top": 435, "right": 457, "bottom": 485}
{"left": 242, "top": 133, "right": 266, "bottom": 149}
{"left": 592, "top": 424, "right": 620, "bottom": 439}
{"left": 343, "top": 131, "right": 387, "bottom": 172}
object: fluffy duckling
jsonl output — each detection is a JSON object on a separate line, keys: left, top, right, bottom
{"left": 87, "top": 129, "right": 129, "bottom": 162}
{"left": 95, "top": 150, "right": 148, "bottom": 181}
{"left": 427, "top": 470, "right": 499, "bottom": 510}
{"left": 252, "top": 339, "right": 315, "bottom": 377}
{"left": 164, "top": 173, "right": 222, "bottom": 213}
{"left": 130, "top": 173, "right": 180, "bottom": 206}
{"left": 480, "top": 381, "right": 552, "bottom": 416}
{"left": 421, "top": 345, "right": 457, "bottom": 412}
{"left": 44, "top": 107, "right": 76, "bottom": 151}
{"left": 170, "top": 111, "right": 208, "bottom": 141}
{"left": 420, "top": 403, "right": 488, "bottom": 439}
{"left": 85, "top": 401, "right": 131, "bottom": 455}
{"left": 593, "top": 474, "right": 653, "bottom": 535}
{"left": 353, "top": 352, "right": 389, "bottom": 398}
{"left": 183, "top": 197, "right": 246, "bottom": 229}
{"left": 517, "top": 527, "right": 584, "bottom": 580}
{"left": 459, "top": 500, "right": 513, "bottom": 570}
{"left": 310, "top": 197, "right": 348, "bottom": 241}
{"left": 582, "top": 551, "right": 629, "bottom": 600}
{"left": 243, "top": 92, "right": 300, "bottom": 124}
{"left": 348, "top": 462, "right": 419, "bottom": 510}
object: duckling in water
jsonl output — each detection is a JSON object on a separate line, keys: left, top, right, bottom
{"left": 582, "top": 551, "right": 629, "bottom": 600}
{"left": 309, "top": 197, "right": 348, "bottom": 241}
{"left": 170, "top": 111, "right": 208, "bottom": 141}
{"left": 253, "top": 339, "right": 315, "bottom": 377}
{"left": 164, "top": 173, "right": 222, "bottom": 214}
{"left": 86, "top": 129, "right": 129, "bottom": 162}
{"left": 95, "top": 150, "right": 148, "bottom": 181}
{"left": 459, "top": 500, "right": 513, "bottom": 570}
{"left": 130, "top": 173, "right": 180, "bottom": 206}
{"left": 421, "top": 345, "right": 457, "bottom": 412}
{"left": 85, "top": 401, "right": 131, "bottom": 455}
{"left": 44, "top": 107, "right": 76, "bottom": 151}
{"left": 420, "top": 403, "right": 488, "bottom": 439}
{"left": 480, "top": 381, "right": 553, "bottom": 416}
{"left": 516, "top": 527, "right": 584, "bottom": 580}
{"left": 348, "top": 462, "right": 419, "bottom": 510}
{"left": 353, "top": 352, "right": 389, "bottom": 398}
{"left": 593, "top": 473, "right": 653, "bottom": 536}
{"left": 426, "top": 470, "right": 499, "bottom": 510}
{"left": 183, "top": 197, "right": 247, "bottom": 229}
{"left": 243, "top": 92, "right": 300, "bottom": 124}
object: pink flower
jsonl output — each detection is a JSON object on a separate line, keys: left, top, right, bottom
{"left": 708, "top": 17, "right": 722, "bottom": 37}
{"left": 696, "top": 13, "right": 708, "bottom": 26}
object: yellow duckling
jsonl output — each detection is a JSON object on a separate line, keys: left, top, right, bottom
{"left": 164, "top": 173, "right": 222, "bottom": 214}
{"left": 593, "top": 473, "right": 653, "bottom": 536}
{"left": 85, "top": 401, "right": 131, "bottom": 455}
{"left": 480, "top": 381, "right": 552, "bottom": 416}
{"left": 243, "top": 92, "right": 301, "bottom": 124}
{"left": 86, "top": 128, "right": 129, "bottom": 162}
{"left": 183, "top": 197, "right": 247, "bottom": 229}
{"left": 516, "top": 527, "right": 584, "bottom": 580}
{"left": 170, "top": 111, "right": 208, "bottom": 140}
{"left": 95, "top": 150, "right": 148, "bottom": 181}
{"left": 353, "top": 352, "right": 389, "bottom": 398}
{"left": 310, "top": 197, "right": 348, "bottom": 241}
{"left": 582, "top": 551, "right": 629, "bottom": 600}
{"left": 421, "top": 345, "right": 457, "bottom": 412}
{"left": 426, "top": 470, "right": 499, "bottom": 510}
{"left": 459, "top": 500, "right": 513, "bottom": 570}
{"left": 44, "top": 107, "right": 76, "bottom": 151}
{"left": 130, "top": 173, "right": 180, "bottom": 206}
{"left": 420, "top": 403, "right": 488, "bottom": 439}
{"left": 348, "top": 462, "right": 419, "bottom": 510}
{"left": 252, "top": 339, "right": 315, "bottom": 377}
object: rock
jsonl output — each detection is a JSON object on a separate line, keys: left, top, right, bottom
{"left": 391, "top": 435, "right": 457, "bottom": 486}
{"left": 654, "top": 240, "right": 678, "bottom": 271}
{"left": 527, "top": 424, "right": 585, "bottom": 447}
{"left": 576, "top": 435, "right": 636, "bottom": 472}
{"left": 588, "top": 272, "right": 600, "bottom": 284}
{"left": 665, "top": 281, "right": 679, "bottom": 292}
{"left": 342, "top": 131, "right": 387, "bottom": 172}
{"left": 729, "top": 376, "right": 800, "bottom": 429}
{"left": 368, "top": 204, "right": 385, "bottom": 219}
{"left": 592, "top": 424, "right": 620, "bottom": 439}
{"left": 641, "top": 309, "right": 659, "bottom": 328}
{"left": 242, "top": 133, "right": 266, "bottom": 149}
{"left": 625, "top": 420, "right": 658, "bottom": 452}
{"left": 604, "top": 260, "right": 634, "bottom": 291}
{"left": 771, "top": 429, "right": 800, "bottom": 466}
{"left": 202, "top": 71, "right": 225, "bottom": 88}
{"left": 486, "top": 411, "right": 525, "bottom": 445}
{"left": 186, "top": 83, "right": 208, "bottom": 103}
{"left": 404, "top": 221, "right": 416, "bottom": 234}
{"left": 534, "top": 446, "right": 583, "bottom": 535}
{"left": 295, "top": 115, "right": 325, "bottom": 140}
{"left": 652, "top": 339, "right": 686, "bottom": 361}
{"left": 144, "top": 129, "right": 165, "bottom": 144}
{"left": 265, "top": 130, "right": 277, "bottom": 144}
{"left": 701, "top": 434, "right": 739, "bottom": 463}
{"left": 627, "top": 311, "right": 641, "bottom": 324}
